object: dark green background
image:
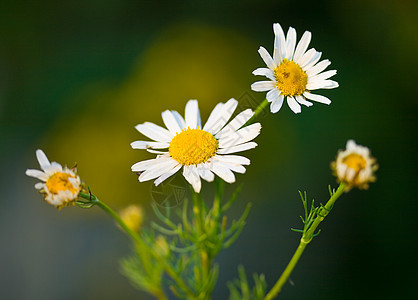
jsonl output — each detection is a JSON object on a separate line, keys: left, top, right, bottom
{"left": 1, "top": 0, "right": 417, "bottom": 299}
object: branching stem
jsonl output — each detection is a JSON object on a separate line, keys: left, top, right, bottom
{"left": 264, "top": 182, "right": 346, "bottom": 300}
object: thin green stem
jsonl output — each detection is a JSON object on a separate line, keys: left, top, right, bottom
{"left": 213, "top": 179, "right": 224, "bottom": 236}
{"left": 303, "top": 183, "right": 346, "bottom": 243}
{"left": 245, "top": 98, "right": 269, "bottom": 126}
{"left": 264, "top": 242, "right": 308, "bottom": 300}
{"left": 264, "top": 182, "right": 346, "bottom": 300}
{"left": 78, "top": 192, "right": 141, "bottom": 243}
{"left": 78, "top": 192, "right": 192, "bottom": 300}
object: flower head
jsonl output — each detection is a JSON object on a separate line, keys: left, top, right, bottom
{"left": 251, "top": 23, "right": 338, "bottom": 114}
{"left": 26, "top": 149, "right": 81, "bottom": 209}
{"left": 131, "top": 99, "right": 261, "bottom": 193}
{"left": 331, "top": 140, "right": 378, "bottom": 190}
{"left": 119, "top": 205, "right": 143, "bottom": 232}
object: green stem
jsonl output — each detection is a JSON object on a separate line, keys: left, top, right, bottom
{"left": 192, "top": 191, "right": 210, "bottom": 282}
{"left": 153, "top": 289, "right": 168, "bottom": 300}
{"left": 78, "top": 192, "right": 141, "bottom": 243}
{"left": 245, "top": 98, "right": 269, "bottom": 126}
{"left": 264, "top": 183, "right": 346, "bottom": 300}
{"left": 78, "top": 192, "right": 190, "bottom": 300}
{"left": 303, "top": 183, "right": 346, "bottom": 243}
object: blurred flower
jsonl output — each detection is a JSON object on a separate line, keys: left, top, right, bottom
{"left": 251, "top": 23, "right": 338, "bottom": 114}
{"left": 131, "top": 99, "right": 261, "bottom": 193}
{"left": 119, "top": 205, "right": 143, "bottom": 232}
{"left": 153, "top": 235, "right": 169, "bottom": 257}
{"left": 331, "top": 140, "right": 378, "bottom": 190}
{"left": 26, "top": 149, "right": 81, "bottom": 209}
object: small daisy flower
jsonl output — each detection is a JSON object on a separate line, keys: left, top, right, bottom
{"left": 26, "top": 149, "right": 81, "bottom": 208}
{"left": 131, "top": 99, "right": 261, "bottom": 193}
{"left": 331, "top": 140, "right": 378, "bottom": 190}
{"left": 251, "top": 23, "right": 338, "bottom": 114}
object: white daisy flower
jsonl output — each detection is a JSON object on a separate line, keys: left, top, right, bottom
{"left": 131, "top": 99, "right": 261, "bottom": 193}
{"left": 331, "top": 140, "right": 378, "bottom": 190}
{"left": 26, "top": 149, "right": 81, "bottom": 208}
{"left": 251, "top": 23, "right": 339, "bottom": 114}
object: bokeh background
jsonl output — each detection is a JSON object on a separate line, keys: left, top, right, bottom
{"left": 1, "top": 0, "right": 417, "bottom": 299}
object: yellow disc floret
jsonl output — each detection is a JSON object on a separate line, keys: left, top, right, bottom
{"left": 342, "top": 153, "right": 367, "bottom": 173}
{"left": 46, "top": 172, "right": 78, "bottom": 194}
{"left": 274, "top": 59, "right": 308, "bottom": 96}
{"left": 169, "top": 127, "right": 218, "bottom": 165}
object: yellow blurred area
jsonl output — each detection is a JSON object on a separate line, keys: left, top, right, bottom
{"left": 42, "top": 23, "right": 259, "bottom": 208}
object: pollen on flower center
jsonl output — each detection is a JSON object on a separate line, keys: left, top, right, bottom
{"left": 274, "top": 59, "right": 308, "bottom": 96}
{"left": 342, "top": 154, "right": 367, "bottom": 173}
{"left": 46, "top": 172, "right": 78, "bottom": 194}
{"left": 169, "top": 128, "right": 218, "bottom": 165}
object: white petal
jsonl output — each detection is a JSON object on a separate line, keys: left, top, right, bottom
{"left": 218, "top": 123, "right": 261, "bottom": 148}
{"left": 215, "top": 109, "right": 254, "bottom": 139}
{"left": 309, "top": 70, "right": 337, "bottom": 81}
{"left": 162, "top": 110, "right": 183, "bottom": 135}
{"left": 287, "top": 97, "right": 301, "bottom": 114}
{"left": 183, "top": 165, "right": 201, "bottom": 193}
{"left": 306, "top": 80, "right": 338, "bottom": 90}
{"left": 203, "top": 98, "right": 238, "bottom": 135}
{"left": 295, "top": 95, "right": 313, "bottom": 107}
{"left": 43, "top": 162, "right": 63, "bottom": 175}
{"left": 131, "top": 157, "right": 172, "bottom": 172}
{"left": 346, "top": 140, "right": 356, "bottom": 150}
{"left": 131, "top": 141, "right": 169, "bottom": 149}
{"left": 306, "top": 59, "right": 331, "bottom": 77}
{"left": 212, "top": 156, "right": 247, "bottom": 174}
{"left": 273, "top": 23, "right": 286, "bottom": 63}
{"left": 223, "top": 162, "right": 246, "bottom": 174}
{"left": 298, "top": 48, "right": 318, "bottom": 68}
{"left": 36, "top": 149, "right": 51, "bottom": 171}
{"left": 34, "top": 182, "right": 45, "bottom": 190}
{"left": 139, "top": 159, "right": 179, "bottom": 182}
{"left": 209, "top": 161, "right": 236, "bottom": 183}
{"left": 197, "top": 164, "right": 215, "bottom": 182}
{"left": 202, "top": 102, "right": 223, "bottom": 132}
{"left": 213, "top": 155, "right": 250, "bottom": 165}
{"left": 293, "top": 31, "right": 312, "bottom": 64}
{"left": 258, "top": 46, "right": 276, "bottom": 70}
{"left": 26, "top": 169, "right": 48, "bottom": 181}
{"left": 303, "top": 92, "right": 331, "bottom": 104}
{"left": 285, "top": 27, "right": 297, "bottom": 60}
{"left": 251, "top": 81, "right": 275, "bottom": 92}
{"left": 171, "top": 110, "right": 186, "bottom": 130}
{"left": 146, "top": 149, "right": 169, "bottom": 154}
{"left": 184, "top": 99, "right": 201, "bottom": 129}
{"left": 301, "top": 50, "right": 322, "bottom": 70}
{"left": 135, "top": 122, "right": 173, "bottom": 142}
{"left": 323, "top": 80, "right": 339, "bottom": 89}
{"left": 252, "top": 68, "right": 275, "bottom": 81}
{"left": 154, "top": 164, "right": 182, "bottom": 186}
{"left": 270, "top": 94, "right": 284, "bottom": 113}
{"left": 217, "top": 142, "right": 258, "bottom": 155}
{"left": 50, "top": 162, "right": 63, "bottom": 171}
{"left": 266, "top": 88, "right": 281, "bottom": 103}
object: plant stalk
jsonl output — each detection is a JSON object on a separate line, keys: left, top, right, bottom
{"left": 264, "top": 182, "right": 346, "bottom": 300}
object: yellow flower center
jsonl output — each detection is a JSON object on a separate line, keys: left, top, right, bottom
{"left": 46, "top": 172, "right": 78, "bottom": 194}
{"left": 169, "top": 128, "right": 218, "bottom": 165}
{"left": 274, "top": 59, "right": 308, "bottom": 96}
{"left": 342, "top": 154, "right": 367, "bottom": 173}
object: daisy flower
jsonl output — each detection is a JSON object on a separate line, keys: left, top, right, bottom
{"left": 131, "top": 99, "right": 261, "bottom": 193}
{"left": 251, "top": 23, "right": 338, "bottom": 114}
{"left": 26, "top": 149, "right": 81, "bottom": 208}
{"left": 331, "top": 140, "right": 378, "bottom": 190}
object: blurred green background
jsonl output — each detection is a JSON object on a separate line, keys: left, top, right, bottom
{"left": 1, "top": 0, "right": 417, "bottom": 299}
